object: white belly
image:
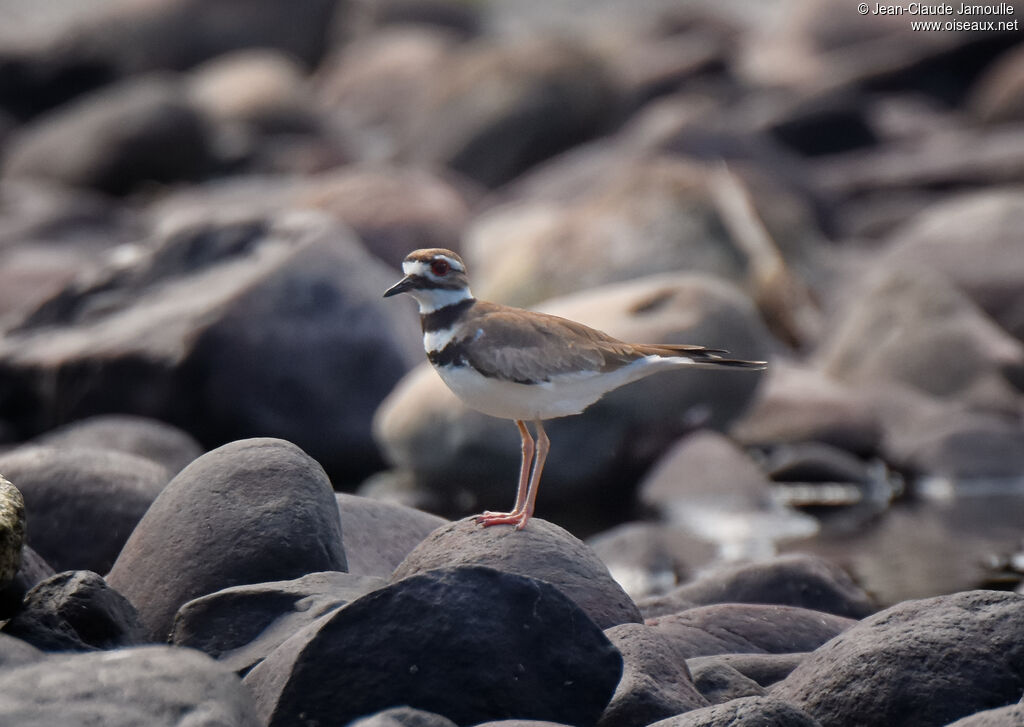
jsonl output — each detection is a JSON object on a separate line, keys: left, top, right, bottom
{"left": 433, "top": 356, "right": 686, "bottom": 421}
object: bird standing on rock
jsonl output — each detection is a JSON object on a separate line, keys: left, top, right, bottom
{"left": 384, "top": 248, "right": 766, "bottom": 530}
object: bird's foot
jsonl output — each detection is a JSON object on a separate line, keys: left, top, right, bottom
{"left": 474, "top": 511, "right": 530, "bottom": 530}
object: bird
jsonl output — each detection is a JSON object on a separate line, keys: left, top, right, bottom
{"left": 384, "top": 248, "right": 766, "bottom": 530}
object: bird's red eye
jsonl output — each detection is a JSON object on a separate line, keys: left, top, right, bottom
{"left": 431, "top": 260, "right": 450, "bottom": 276}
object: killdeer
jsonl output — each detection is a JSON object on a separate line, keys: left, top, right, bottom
{"left": 384, "top": 248, "right": 766, "bottom": 530}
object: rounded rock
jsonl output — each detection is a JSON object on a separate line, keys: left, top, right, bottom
{"left": 3, "top": 77, "right": 214, "bottom": 195}
{"left": 350, "top": 706, "right": 459, "bottom": 727}
{"left": 598, "top": 623, "right": 709, "bottom": 727}
{"left": 647, "top": 603, "right": 855, "bottom": 658}
{"left": 647, "top": 696, "right": 820, "bottom": 727}
{"left": 391, "top": 517, "right": 642, "bottom": 629}
{"left": 172, "top": 571, "right": 384, "bottom": 675}
{"left": 0, "top": 476, "right": 25, "bottom": 591}
{"left": 1, "top": 570, "right": 145, "bottom": 652}
{"left": 0, "top": 644, "right": 262, "bottom": 725}
{"left": 0, "top": 446, "right": 170, "bottom": 574}
{"left": 640, "top": 554, "right": 876, "bottom": 620}
{"left": 245, "top": 565, "right": 623, "bottom": 727}
{"left": 106, "top": 438, "right": 346, "bottom": 642}
{"left": 33, "top": 415, "right": 203, "bottom": 475}
{"left": 773, "top": 590, "right": 1024, "bottom": 726}
{"left": 337, "top": 493, "right": 448, "bottom": 578}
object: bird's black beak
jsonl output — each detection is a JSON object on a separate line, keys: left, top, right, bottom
{"left": 383, "top": 275, "right": 416, "bottom": 298}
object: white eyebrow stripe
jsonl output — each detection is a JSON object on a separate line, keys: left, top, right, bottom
{"left": 403, "top": 260, "right": 430, "bottom": 276}
{"left": 402, "top": 255, "right": 465, "bottom": 276}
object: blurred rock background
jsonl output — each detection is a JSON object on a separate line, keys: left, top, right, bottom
{"left": 0, "top": 0, "right": 1022, "bottom": 606}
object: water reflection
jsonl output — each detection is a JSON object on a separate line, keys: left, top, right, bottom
{"left": 781, "top": 478, "right": 1024, "bottom": 606}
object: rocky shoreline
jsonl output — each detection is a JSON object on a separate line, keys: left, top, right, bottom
{"left": 0, "top": 436, "right": 1021, "bottom": 725}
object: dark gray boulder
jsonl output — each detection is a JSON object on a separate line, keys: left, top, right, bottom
{"left": 648, "top": 603, "right": 854, "bottom": 658}
{"left": 0, "top": 644, "right": 262, "bottom": 726}
{"left": 731, "top": 362, "right": 882, "bottom": 458}
{"left": 647, "top": 696, "right": 820, "bottom": 727}
{"left": 171, "top": 571, "right": 383, "bottom": 674}
{"left": 106, "top": 438, "right": 346, "bottom": 642}
{"left": 245, "top": 565, "right": 623, "bottom": 727}
{"left": 337, "top": 493, "right": 447, "bottom": 577}
{"left": 0, "top": 632, "right": 44, "bottom": 668}
{"left": 0, "top": 211, "right": 420, "bottom": 483}
{"left": 686, "top": 653, "right": 806, "bottom": 689}
{"left": 0, "top": 475, "right": 24, "bottom": 591}
{"left": 0, "top": 0, "right": 338, "bottom": 119}
{"left": 0, "top": 630, "right": 44, "bottom": 671}
{"left": 773, "top": 590, "right": 1024, "bottom": 727}
{"left": 945, "top": 701, "right": 1024, "bottom": 727}
{"left": 817, "top": 265, "right": 1023, "bottom": 407}
{"left": 391, "top": 517, "right": 641, "bottom": 629}
{"left": 350, "top": 706, "right": 459, "bottom": 727}
{"left": 639, "top": 554, "right": 876, "bottom": 619}
{"left": 0, "top": 445, "right": 170, "bottom": 573}
{"left": 61, "top": 0, "right": 339, "bottom": 75}
{"left": 34, "top": 414, "right": 203, "bottom": 474}
{"left": 1, "top": 570, "right": 145, "bottom": 652}
{"left": 3, "top": 76, "right": 214, "bottom": 195}
{"left": 0, "top": 180, "right": 141, "bottom": 322}
{"left": 400, "top": 37, "right": 614, "bottom": 187}
{"left": 688, "top": 661, "right": 765, "bottom": 704}
{"left": 885, "top": 189, "right": 1024, "bottom": 341}
{"left": 890, "top": 407, "right": 1024, "bottom": 479}
{"left": 598, "top": 623, "right": 708, "bottom": 727}
{"left": 0, "top": 545, "right": 55, "bottom": 620}
{"left": 295, "top": 165, "right": 476, "bottom": 269}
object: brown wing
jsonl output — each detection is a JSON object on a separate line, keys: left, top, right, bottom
{"left": 460, "top": 302, "right": 739, "bottom": 384}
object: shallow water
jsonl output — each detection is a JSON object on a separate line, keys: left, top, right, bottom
{"left": 781, "top": 478, "right": 1024, "bottom": 606}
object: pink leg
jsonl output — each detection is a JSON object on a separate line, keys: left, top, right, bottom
{"left": 476, "top": 419, "right": 549, "bottom": 530}
{"left": 475, "top": 420, "right": 534, "bottom": 526}
{"left": 513, "top": 419, "right": 549, "bottom": 530}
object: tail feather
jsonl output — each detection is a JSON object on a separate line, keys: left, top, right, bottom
{"left": 695, "top": 356, "right": 768, "bottom": 370}
{"left": 633, "top": 343, "right": 767, "bottom": 370}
